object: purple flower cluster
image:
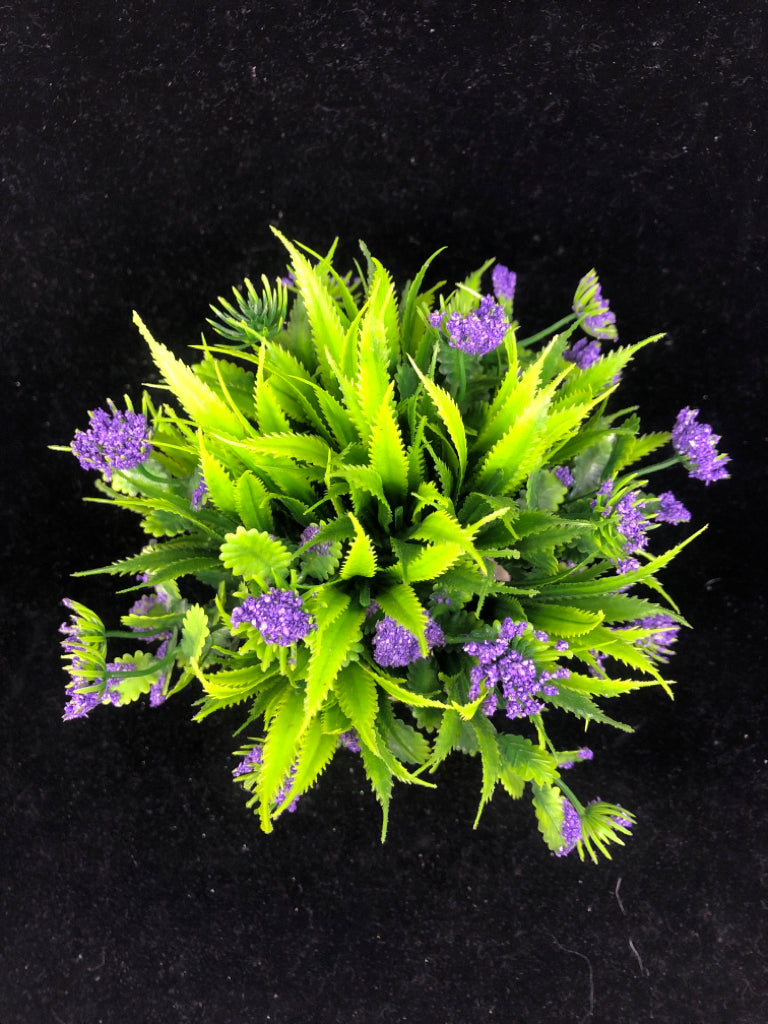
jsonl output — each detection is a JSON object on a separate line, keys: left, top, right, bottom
{"left": 555, "top": 798, "right": 582, "bottom": 857}
{"left": 430, "top": 295, "right": 510, "bottom": 355}
{"left": 191, "top": 477, "right": 208, "bottom": 510}
{"left": 300, "top": 524, "right": 331, "bottom": 556}
{"left": 615, "top": 491, "right": 649, "bottom": 554}
{"left": 373, "top": 614, "right": 445, "bottom": 669}
{"left": 573, "top": 271, "right": 617, "bottom": 340}
{"left": 656, "top": 491, "right": 691, "bottom": 524}
{"left": 671, "top": 408, "right": 730, "bottom": 485}
{"left": 563, "top": 336, "right": 601, "bottom": 370}
{"left": 491, "top": 264, "right": 517, "bottom": 302}
{"left": 231, "top": 589, "right": 313, "bottom": 646}
{"left": 62, "top": 660, "right": 128, "bottom": 720}
{"left": 553, "top": 465, "right": 574, "bottom": 488}
{"left": 464, "top": 619, "right": 568, "bottom": 720}
{"left": 631, "top": 613, "right": 679, "bottom": 662}
{"left": 338, "top": 730, "right": 361, "bottom": 753}
{"left": 71, "top": 401, "right": 152, "bottom": 482}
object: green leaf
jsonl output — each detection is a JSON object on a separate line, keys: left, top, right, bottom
{"left": 258, "top": 685, "right": 306, "bottom": 832}
{"left": 408, "top": 356, "right": 467, "bottom": 484}
{"left": 134, "top": 313, "right": 247, "bottom": 438}
{"left": 368, "top": 385, "right": 409, "bottom": 503}
{"left": 547, "top": 687, "right": 634, "bottom": 731}
{"left": 525, "top": 603, "right": 604, "bottom": 637}
{"left": 235, "top": 472, "right": 274, "bottom": 532}
{"left": 198, "top": 440, "right": 238, "bottom": 515}
{"left": 180, "top": 604, "right": 209, "bottom": 669}
{"left": 531, "top": 781, "right": 566, "bottom": 853}
{"left": 562, "top": 671, "right": 668, "bottom": 698}
{"left": 333, "top": 662, "right": 379, "bottom": 753}
{"left": 359, "top": 742, "right": 394, "bottom": 841}
{"left": 470, "top": 713, "right": 501, "bottom": 827}
{"left": 427, "top": 707, "right": 461, "bottom": 771}
{"left": 220, "top": 527, "right": 292, "bottom": 585}
{"left": 365, "top": 666, "right": 446, "bottom": 709}
{"left": 376, "top": 695, "right": 431, "bottom": 765}
{"left": 339, "top": 512, "right": 378, "bottom": 579}
{"left": 408, "top": 510, "right": 486, "bottom": 574}
{"left": 243, "top": 432, "right": 332, "bottom": 467}
{"left": 274, "top": 714, "right": 338, "bottom": 814}
{"left": 304, "top": 599, "right": 366, "bottom": 723}
{"left": 496, "top": 734, "right": 558, "bottom": 786}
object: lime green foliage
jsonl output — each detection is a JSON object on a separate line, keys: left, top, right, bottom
{"left": 61, "top": 231, "right": 714, "bottom": 860}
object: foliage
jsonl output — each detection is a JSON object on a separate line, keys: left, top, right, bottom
{"left": 56, "top": 230, "right": 728, "bottom": 860}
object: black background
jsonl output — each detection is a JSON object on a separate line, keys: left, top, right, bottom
{"left": 2, "top": 2, "right": 767, "bottom": 1022}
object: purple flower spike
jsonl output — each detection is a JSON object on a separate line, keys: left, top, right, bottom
{"left": 231, "top": 588, "right": 313, "bottom": 646}
{"left": 616, "top": 491, "right": 649, "bottom": 554}
{"left": 191, "top": 477, "right": 208, "bottom": 510}
{"left": 491, "top": 264, "right": 517, "bottom": 302}
{"left": 233, "top": 745, "right": 264, "bottom": 777}
{"left": 71, "top": 401, "right": 152, "bottom": 482}
{"left": 442, "top": 296, "right": 510, "bottom": 355}
{"left": 554, "top": 465, "right": 574, "bottom": 487}
{"left": 555, "top": 798, "right": 582, "bottom": 857}
{"left": 656, "top": 491, "right": 691, "bottom": 524}
{"left": 671, "top": 408, "right": 730, "bottom": 485}
{"left": 373, "top": 614, "right": 444, "bottom": 669}
{"left": 563, "top": 336, "right": 602, "bottom": 370}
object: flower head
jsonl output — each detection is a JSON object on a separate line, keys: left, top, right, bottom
{"left": 373, "top": 614, "right": 444, "bottom": 668}
{"left": 555, "top": 798, "right": 582, "bottom": 857}
{"left": 563, "top": 336, "right": 602, "bottom": 370}
{"left": 231, "top": 588, "right": 313, "bottom": 646}
{"left": 191, "top": 477, "right": 208, "bottom": 510}
{"left": 671, "top": 408, "right": 730, "bottom": 484}
{"left": 438, "top": 295, "right": 510, "bottom": 355}
{"left": 553, "top": 465, "right": 574, "bottom": 488}
{"left": 573, "top": 270, "right": 618, "bottom": 340}
{"left": 491, "top": 264, "right": 517, "bottom": 302}
{"left": 616, "top": 491, "right": 649, "bottom": 554}
{"left": 464, "top": 619, "right": 566, "bottom": 720}
{"left": 71, "top": 401, "right": 152, "bottom": 482}
{"left": 631, "top": 613, "right": 679, "bottom": 663}
{"left": 656, "top": 491, "right": 691, "bottom": 525}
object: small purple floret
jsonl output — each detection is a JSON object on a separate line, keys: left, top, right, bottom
{"left": 563, "top": 336, "right": 601, "bottom": 370}
{"left": 616, "top": 491, "right": 649, "bottom": 554}
{"left": 656, "top": 491, "right": 691, "bottom": 524}
{"left": 71, "top": 401, "right": 152, "bottom": 482}
{"left": 555, "top": 798, "right": 582, "bottom": 857}
{"left": 553, "top": 465, "right": 574, "bottom": 488}
{"left": 671, "top": 408, "right": 730, "bottom": 485}
{"left": 231, "top": 588, "right": 313, "bottom": 646}
{"left": 191, "top": 477, "right": 208, "bottom": 510}
{"left": 491, "top": 264, "right": 517, "bottom": 302}
{"left": 373, "top": 614, "right": 444, "bottom": 668}
{"left": 300, "top": 524, "right": 331, "bottom": 556}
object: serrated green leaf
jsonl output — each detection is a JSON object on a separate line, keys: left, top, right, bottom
{"left": 134, "top": 313, "right": 247, "bottom": 438}
{"left": 359, "top": 742, "right": 394, "bottom": 841}
{"left": 426, "top": 707, "right": 461, "bottom": 771}
{"left": 304, "top": 602, "right": 366, "bottom": 723}
{"left": 243, "top": 432, "right": 332, "bottom": 467}
{"left": 365, "top": 666, "right": 446, "bottom": 709}
{"left": 496, "top": 734, "right": 558, "bottom": 786}
{"left": 375, "top": 581, "right": 428, "bottom": 656}
{"left": 198, "top": 441, "right": 238, "bottom": 515}
{"left": 258, "top": 685, "right": 306, "bottom": 832}
{"left": 408, "top": 356, "right": 467, "bottom": 484}
{"left": 531, "top": 781, "right": 566, "bottom": 853}
{"left": 333, "top": 662, "right": 379, "bottom": 752}
{"left": 180, "top": 604, "right": 209, "bottom": 667}
{"left": 220, "top": 527, "right": 292, "bottom": 585}
{"left": 526, "top": 603, "right": 604, "bottom": 637}
{"left": 470, "top": 713, "right": 501, "bottom": 826}
{"left": 235, "top": 471, "right": 274, "bottom": 532}
{"left": 368, "top": 384, "right": 409, "bottom": 502}
{"left": 408, "top": 510, "right": 486, "bottom": 574}
{"left": 377, "top": 695, "right": 431, "bottom": 765}
{"left": 274, "top": 714, "right": 337, "bottom": 815}
{"left": 547, "top": 687, "right": 634, "bottom": 731}
{"left": 339, "top": 512, "right": 378, "bottom": 579}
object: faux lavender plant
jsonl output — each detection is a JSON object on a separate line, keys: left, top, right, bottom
{"left": 55, "top": 230, "right": 729, "bottom": 860}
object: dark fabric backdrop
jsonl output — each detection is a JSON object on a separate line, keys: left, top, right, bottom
{"left": 2, "top": 2, "right": 766, "bottom": 1022}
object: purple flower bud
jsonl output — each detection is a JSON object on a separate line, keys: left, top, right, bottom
{"left": 563, "top": 336, "right": 601, "bottom": 370}
{"left": 553, "top": 465, "right": 574, "bottom": 487}
{"left": 191, "top": 477, "right": 208, "bottom": 510}
{"left": 491, "top": 264, "right": 517, "bottom": 302}
{"left": 338, "top": 730, "right": 361, "bottom": 753}
{"left": 300, "top": 524, "right": 331, "bottom": 556}
{"left": 616, "top": 491, "right": 649, "bottom": 554}
{"left": 671, "top": 408, "right": 729, "bottom": 485}
{"left": 555, "top": 798, "right": 582, "bottom": 857}
{"left": 656, "top": 491, "right": 691, "bottom": 524}
{"left": 71, "top": 401, "right": 152, "bottom": 482}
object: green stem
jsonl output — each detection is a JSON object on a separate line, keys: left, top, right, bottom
{"left": 517, "top": 313, "right": 577, "bottom": 348}
{"left": 633, "top": 455, "right": 681, "bottom": 476}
